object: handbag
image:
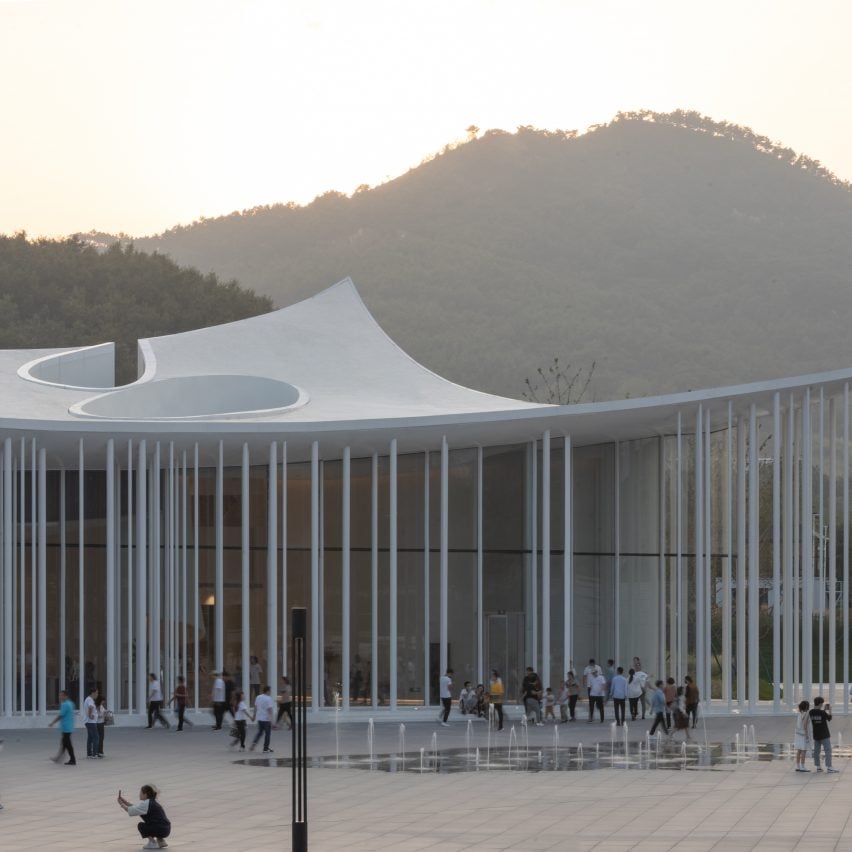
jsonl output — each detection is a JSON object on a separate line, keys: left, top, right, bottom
{"left": 104, "top": 710, "right": 115, "bottom": 726}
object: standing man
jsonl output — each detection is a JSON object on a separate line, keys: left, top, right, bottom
{"left": 589, "top": 668, "right": 607, "bottom": 723}
{"left": 169, "top": 676, "right": 190, "bottom": 731}
{"left": 582, "top": 659, "right": 598, "bottom": 703}
{"left": 250, "top": 685, "right": 275, "bottom": 753}
{"left": 649, "top": 680, "right": 670, "bottom": 736}
{"left": 147, "top": 673, "right": 170, "bottom": 729}
{"left": 684, "top": 675, "right": 700, "bottom": 729}
{"left": 610, "top": 667, "right": 628, "bottom": 726}
{"left": 810, "top": 697, "right": 838, "bottom": 773}
{"left": 633, "top": 664, "right": 649, "bottom": 719}
{"left": 437, "top": 668, "right": 454, "bottom": 727}
{"left": 211, "top": 671, "right": 226, "bottom": 730}
{"left": 49, "top": 689, "right": 77, "bottom": 765}
{"left": 83, "top": 686, "right": 99, "bottom": 758}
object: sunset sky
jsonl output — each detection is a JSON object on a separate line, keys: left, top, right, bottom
{"left": 1, "top": 0, "right": 850, "bottom": 237}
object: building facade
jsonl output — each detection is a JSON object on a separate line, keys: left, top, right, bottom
{"left": 0, "top": 280, "right": 850, "bottom": 718}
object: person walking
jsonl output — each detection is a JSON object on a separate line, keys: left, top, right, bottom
{"left": 582, "top": 659, "right": 598, "bottom": 703}
{"left": 634, "top": 664, "right": 649, "bottom": 719}
{"left": 83, "top": 686, "right": 99, "bottom": 759}
{"left": 147, "top": 674, "right": 170, "bottom": 729}
{"left": 49, "top": 689, "right": 77, "bottom": 765}
{"left": 627, "top": 669, "right": 643, "bottom": 721}
{"left": 249, "top": 656, "right": 263, "bottom": 703}
{"left": 610, "top": 667, "right": 628, "bottom": 726}
{"left": 671, "top": 687, "right": 691, "bottom": 741}
{"left": 794, "top": 700, "right": 812, "bottom": 772}
{"left": 522, "top": 667, "right": 543, "bottom": 726}
{"left": 649, "top": 680, "right": 670, "bottom": 736}
{"left": 169, "top": 676, "right": 190, "bottom": 732}
{"left": 565, "top": 670, "right": 580, "bottom": 721}
{"left": 210, "top": 671, "right": 226, "bottom": 730}
{"left": 589, "top": 668, "right": 607, "bottom": 723}
{"left": 275, "top": 676, "right": 293, "bottom": 729}
{"left": 437, "top": 668, "right": 454, "bottom": 727}
{"left": 489, "top": 670, "right": 504, "bottom": 731}
{"left": 96, "top": 693, "right": 109, "bottom": 757}
{"left": 809, "top": 696, "right": 838, "bottom": 773}
{"left": 663, "top": 677, "right": 677, "bottom": 729}
{"left": 684, "top": 675, "right": 699, "bottom": 728}
{"left": 117, "top": 784, "right": 171, "bottom": 849}
{"left": 249, "top": 685, "right": 275, "bottom": 753}
{"left": 230, "top": 690, "right": 252, "bottom": 750}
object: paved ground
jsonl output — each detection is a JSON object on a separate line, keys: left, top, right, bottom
{"left": 2, "top": 707, "right": 852, "bottom": 851}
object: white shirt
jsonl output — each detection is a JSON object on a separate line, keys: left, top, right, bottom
{"left": 212, "top": 677, "right": 225, "bottom": 702}
{"left": 439, "top": 675, "right": 453, "bottom": 699}
{"left": 235, "top": 700, "right": 250, "bottom": 722}
{"left": 83, "top": 695, "right": 97, "bottom": 722}
{"left": 590, "top": 674, "right": 608, "bottom": 697}
{"left": 148, "top": 680, "right": 163, "bottom": 702}
{"left": 255, "top": 693, "right": 274, "bottom": 722}
{"left": 583, "top": 665, "right": 597, "bottom": 688}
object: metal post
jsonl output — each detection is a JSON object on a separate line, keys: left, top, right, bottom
{"left": 291, "top": 606, "right": 308, "bottom": 852}
{"left": 541, "top": 432, "right": 550, "bottom": 683}
{"left": 389, "top": 439, "right": 397, "bottom": 709}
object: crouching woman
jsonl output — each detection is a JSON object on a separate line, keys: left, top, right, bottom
{"left": 117, "top": 784, "right": 172, "bottom": 849}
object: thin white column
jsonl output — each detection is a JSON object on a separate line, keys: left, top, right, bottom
{"left": 736, "top": 417, "right": 746, "bottom": 707}
{"left": 439, "top": 437, "right": 448, "bottom": 677}
{"left": 136, "top": 441, "right": 147, "bottom": 714}
{"left": 748, "top": 404, "right": 759, "bottom": 710}
{"left": 676, "top": 413, "right": 683, "bottom": 681}
{"left": 844, "top": 385, "right": 850, "bottom": 714}
{"left": 772, "top": 394, "right": 781, "bottom": 711}
{"left": 280, "top": 442, "right": 287, "bottom": 678}
{"left": 423, "top": 451, "right": 431, "bottom": 705}
{"left": 476, "top": 446, "right": 484, "bottom": 684}
{"left": 829, "top": 396, "right": 837, "bottom": 705}
{"left": 658, "top": 435, "right": 667, "bottom": 686}
{"left": 181, "top": 451, "right": 187, "bottom": 681}
{"left": 193, "top": 443, "right": 199, "bottom": 710}
{"left": 30, "top": 440, "right": 35, "bottom": 714}
{"left": 541, "top": 432, "right": 550, "bottom": 684}
{"left": 530, "top": 440, "right": 537, "bottom": 671}
{"left": 19, "top": 440, "right": 25, "bottom": 711}
{"left": 723, "top": 403, "right": 732, "bottom": 708}
{"left": 37, "top": 448, "right": 46, "bottom": 715}
{"left": 60, "top": 468, "right": 66, "bottom": 696}
{"left": 371, "top": 452, "right": 378, "bottom": 707}
{"left": 3, "top": 439, "right": 12, "bottom": 716}
{"left": 126, "top": 442, "right": 133, "bottom": 712}
{"left": 310, "top": 441, "right": 320, "bottom": 712}
{"left": 563, "top": 435, "right": 573, "bottom": 675}
{"left": 241, "top": 443, "right": 250, "bottom": 699}
{"left": 215, "top": 440, "right": 224, "bottom": 672}
{"left": 266, "top": 443, "right": 278, "bottom": 701}
{"left": 106, "top": 439, "right": 116, "bottom": 717}
{"left": 152, "top": 443, "right": 161, "bottom": 679}
{"left": 802, "top": 389, "right": 813, "bottom": 699}
{"left": 341, "top": 447, "right": 350, "bottom": 708}
{"left": 78, "top": 439, "right": 85, "bottom": 709}
{"left": 703, "top": 410, "right": 712, "bottom": 706}
{"left": 614, "top": 439, "right": 620, "bottom": 667}
{"left": 818, "top": 390, "right": 825, "bottom": 691}
{"left": 695, "top": 408, "right": 704, "bottom": 695}
{"left": 318, "top": 461, "right": 325, "bottom": 706}
{"left": 794, "top": 405, "right": 801, "bottom": 701}
{"left": 783, "top": 397, "right": 794, "bottom": 708}
{"left": 389, "top": 439, "right": 398, "bottom": 709}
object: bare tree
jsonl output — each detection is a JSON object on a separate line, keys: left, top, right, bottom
{"left": 522, "top": 358, "right": 596, "bottom": 405}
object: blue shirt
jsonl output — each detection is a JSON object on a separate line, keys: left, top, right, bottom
{"left": 610, "top": 674, "right": 628, "bottom": 700}
{"left": 650, "top": 688, "right": 666, "bottom": 715}
{"left": 58, "top": 698, "right": 76, "bottom": 733}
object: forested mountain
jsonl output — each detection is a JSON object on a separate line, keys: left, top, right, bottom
{"left": 88, "top": 111, "right": 852, "bottom": 400}
{"left": 0, "top": 235, "right": 272, "bottom": 384}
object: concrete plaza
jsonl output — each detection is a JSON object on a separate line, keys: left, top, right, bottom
{"left": 1, "top": 709, "right": 851, "bottom": 851}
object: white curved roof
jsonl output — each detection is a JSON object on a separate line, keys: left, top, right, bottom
{"left": 1, "top": 278, "right": 543, "bottom": 428}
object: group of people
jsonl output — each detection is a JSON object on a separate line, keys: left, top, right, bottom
{"left": 49, "top": 687, "right": 111, "bottom": 764}
{"left": 794, "top": 697, "right": 838, "bottom": 773}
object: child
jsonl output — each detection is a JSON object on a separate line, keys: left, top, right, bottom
{"left": 459, "top": 682, "right": 473, "bottom": 714}
{"left": 543, "top": 687, "right": 556, "bottom": 722}
{"left": 231, "top": 689, "right": 252, "bottom": 750}
{"left": 96, "top": 694, "right": 109, "bottom": 757}
{"left": 558, "top": 681, "right": 570, "bottom": 723}
{"left": 117, "top": 784, "right": 171, "bottom": 849}
{"left": 794, "top": 700, "right": 811, "bottom": 772}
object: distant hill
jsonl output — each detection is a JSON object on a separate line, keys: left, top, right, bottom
{"left": 84, "top": 111, "right": 852, "bottom": 401}
{"left": 0, "top": 235, "right": 272, "bottom": 384}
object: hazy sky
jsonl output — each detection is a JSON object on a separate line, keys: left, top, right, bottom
{"left": 2, "top": 0, "right": 850, "bottom": 237}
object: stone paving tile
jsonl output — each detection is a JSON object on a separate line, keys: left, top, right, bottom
{"left": 1, "top": 715, "right": 852, "bottom": 850}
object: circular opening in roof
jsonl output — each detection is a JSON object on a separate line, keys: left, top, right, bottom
{"left": 73, "top": 374, "right": 304, "bottom": 420}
